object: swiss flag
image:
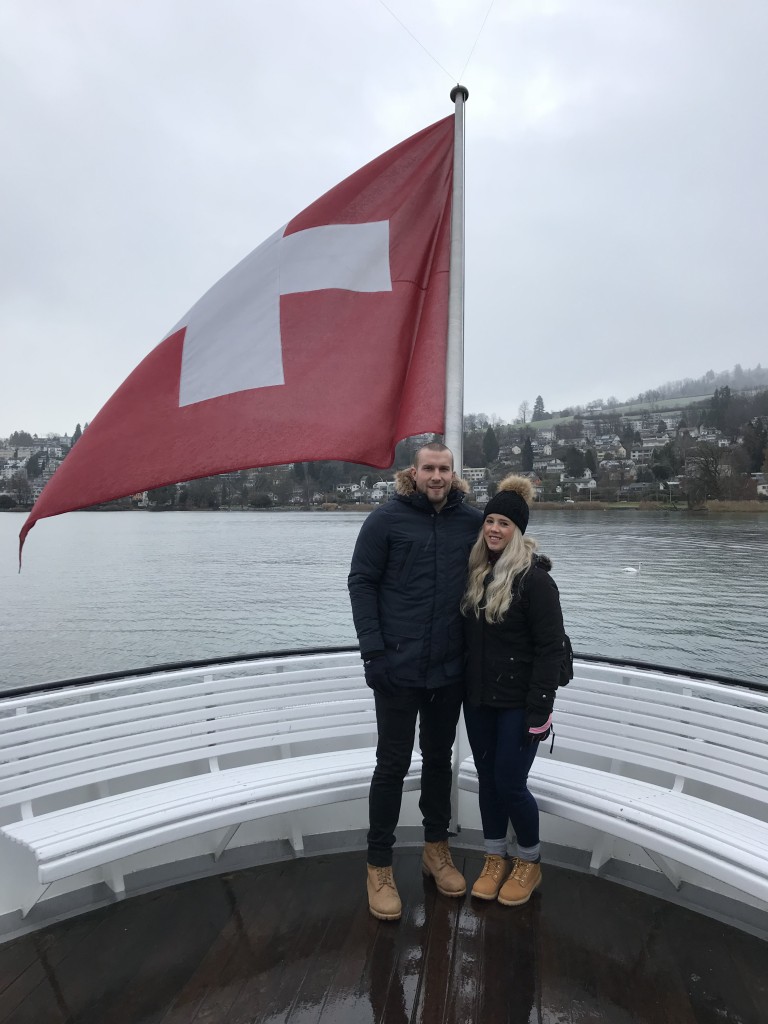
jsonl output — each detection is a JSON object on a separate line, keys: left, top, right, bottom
{"left": 20, "top": 116, "right": 454, "bottom": 559}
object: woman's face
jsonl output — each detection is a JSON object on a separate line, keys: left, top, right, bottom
{"left": 483, "top": 513, "right": 516, "bottom": 553}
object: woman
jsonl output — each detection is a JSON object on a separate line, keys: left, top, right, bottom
{"left": 461, "top": 475, "right": 566, "bottom": 906}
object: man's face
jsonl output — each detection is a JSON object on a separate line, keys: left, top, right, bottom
{"left": 410, "top": 450, "right": 454, "bottom": 509}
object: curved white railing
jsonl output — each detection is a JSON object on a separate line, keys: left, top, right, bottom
{"left": 1, "top": 649, "right": 766, "bottom": 940}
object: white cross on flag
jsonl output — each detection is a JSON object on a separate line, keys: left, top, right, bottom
{"left": 20, "top": 116, "right": 454, "bottom": 557}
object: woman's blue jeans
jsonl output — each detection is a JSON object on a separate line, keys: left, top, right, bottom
{"left": 463, "top": 703, "right": 541, "bottom": 849}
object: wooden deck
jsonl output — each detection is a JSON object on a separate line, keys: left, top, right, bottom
{"left": 0, "top": 849, "right": 766, "bottom": 1024}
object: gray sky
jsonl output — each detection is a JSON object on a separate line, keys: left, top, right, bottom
{"left": 2, "top": 0, "right": 767, "bottom": 438}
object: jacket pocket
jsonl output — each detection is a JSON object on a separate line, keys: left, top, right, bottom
{"left": 487, "top": 655, "right": 532, "bottom": 685}
{"left": 382, "top": 620, "right": 425, "bottom": 682}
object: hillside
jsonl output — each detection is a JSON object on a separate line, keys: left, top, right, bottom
{"left": 527, "top": 361, "right": 768, "bottom": 427}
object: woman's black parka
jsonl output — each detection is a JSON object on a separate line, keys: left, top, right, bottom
{"left": 463, "top": 554, "right": 566, "bottom": 724}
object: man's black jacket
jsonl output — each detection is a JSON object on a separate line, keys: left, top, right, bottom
{"left": 348, "top": 472, "right": 482, "bottom": 688}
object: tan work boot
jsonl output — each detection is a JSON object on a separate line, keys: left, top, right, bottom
{"left": 471, "top": 854, "right": 512, "bottom": 900}
{"left": 421, "top": 840, "right": 466, "bottom": 897}
{"left": 367, "top": 864, "right": 402, "bottom": 920}
{"left": 497, "top": 858, "right": 542, "bottom": 906}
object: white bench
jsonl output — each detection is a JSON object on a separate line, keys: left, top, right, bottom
{"left": 457, "top": 660, "right": 768, "bottom": 906}
{"left": 0, "top": 653, "right": 419, "bottom": 916}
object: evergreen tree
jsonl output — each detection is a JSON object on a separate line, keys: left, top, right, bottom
{"left": 709, "top": 386, "right": 731, "bottom": 432}
{"left": 742, "top": 420, "right": 768, "bottom": 473}
{"left": 521, "top": 436, "right": 534, "bottom": 472}
{"left": 533, "top": 395, "right": 545, "bottom": 421}
{"left": 72, "top": 423, "right": 82, "bottom": 445}
{"left": 564, "top": 447, "right": 586, "bottom": 477}
{"left": 26, "top": 452, "right": 45, "bottom": 478}
{"left": 8, "top": 430, "right": 33, "bottom": 447}
{"left": 482, "top": 426, "right": 499, "bottom": 465}
{"left": 619, "top": 426, "right": 636, "bottom": 454}
{"left": 585, "top": 449, "right": 597, "bottom": 474}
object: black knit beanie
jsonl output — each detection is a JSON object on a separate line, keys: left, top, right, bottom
{"left": 483, "top": 474, "right": 533, "bottom": 534}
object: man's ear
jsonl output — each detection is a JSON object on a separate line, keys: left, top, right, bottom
{"left": 409, "top": 466, "right": 417, "bottom": 481}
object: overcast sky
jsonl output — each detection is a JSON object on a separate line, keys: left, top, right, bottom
{"left": 2, "top": 0, "right": 767, "bottom": 438}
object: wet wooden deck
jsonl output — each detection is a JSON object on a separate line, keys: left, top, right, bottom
{"left": 1, "top": 849, "right": 766, "bottom": 1024}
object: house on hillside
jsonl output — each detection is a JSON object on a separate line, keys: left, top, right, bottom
{"left": 463, "top": 467, "right": 488, "bottom": 485}
{"left": 542, "top": 459, "right": 566, "bottom": 476}
{"left": 498, "top": 445, "right": 521, "bottom": 460}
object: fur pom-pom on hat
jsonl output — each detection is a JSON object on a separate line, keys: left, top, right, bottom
{"left": 483, "top": 474, "right": 534, "bottom": 534}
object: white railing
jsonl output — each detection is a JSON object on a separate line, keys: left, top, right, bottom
{"left": 1, "top": 650, "right": 767, "bottom": 937}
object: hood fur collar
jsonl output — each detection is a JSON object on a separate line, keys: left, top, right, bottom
{"left": 394, "top": 469, "right": 471, "bottom": 496}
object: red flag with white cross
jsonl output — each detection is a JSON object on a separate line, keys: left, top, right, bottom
{"left": 20, "top": 116, "right": 454, "bottom": 560}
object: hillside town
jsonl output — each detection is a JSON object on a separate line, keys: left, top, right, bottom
{"left": 2, "top": 382, "right": 767, "bottom": 512}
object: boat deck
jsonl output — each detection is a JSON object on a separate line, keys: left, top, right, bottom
{"left": 1, "top": 849, "right": 766, "bottom": 1024}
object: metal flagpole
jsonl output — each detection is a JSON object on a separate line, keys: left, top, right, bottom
{"left": 444, "top": 84, "right": 468, "bottom": 475}
{"left": 446, "top": 87, "right": 468, "bottom": 838}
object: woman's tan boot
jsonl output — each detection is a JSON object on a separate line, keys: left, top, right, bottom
{"left": 367, "top": 864, "right": 402, "bottom": 920}
{"left": 471, "top": 854, "right": 512, "bottom": 900}
{"left": 497, "top": 858, "right": 542, "bottom": 906}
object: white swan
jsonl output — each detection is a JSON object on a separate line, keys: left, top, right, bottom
{"left": 622, "top": 561, "right": 641, "bottom": 574}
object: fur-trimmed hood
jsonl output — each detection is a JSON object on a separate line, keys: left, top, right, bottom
{"left": 394, "top": 469, "right": 471, "bottom": 496}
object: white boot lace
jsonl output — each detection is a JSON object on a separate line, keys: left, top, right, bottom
{"left": 482, "top": 855, "right": 505, "bottom": 881}
{"left": 511, "top": 859, "right": 533, "bottom": 883}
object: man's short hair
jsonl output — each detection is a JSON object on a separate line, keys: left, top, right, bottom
{"left": 412, "top": 442, "right": 453, "bottom": 469}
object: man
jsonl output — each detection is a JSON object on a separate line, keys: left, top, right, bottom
{"left": 348, "top": 442, "right": 482, "bottom": 920}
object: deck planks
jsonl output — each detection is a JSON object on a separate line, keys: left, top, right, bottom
{"left": 0, "top": 850, "right": 766, "bottom": 1024}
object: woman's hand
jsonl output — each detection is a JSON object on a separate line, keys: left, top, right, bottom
{"left": 524, "top": 711, "right": 552, "bottom": 745}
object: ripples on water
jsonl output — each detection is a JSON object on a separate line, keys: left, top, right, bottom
{"left": 1, "top": 509, "right": 765, "bottom": 690}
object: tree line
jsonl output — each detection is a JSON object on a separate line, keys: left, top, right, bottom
{"left": 3, "top": 384, "right": 766, "bottom": 511}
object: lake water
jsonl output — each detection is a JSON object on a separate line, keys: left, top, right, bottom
{"left": 1, "top": 509, "right": 766, "bottom": 691}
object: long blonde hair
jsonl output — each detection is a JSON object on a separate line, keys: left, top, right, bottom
{"left": 461, "top": 527, "right": 539, "bottom": 623}
{"left": 461, "top": 474, "right": 538, "bottom": 623}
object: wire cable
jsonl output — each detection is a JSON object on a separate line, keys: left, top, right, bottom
{"left": 376, "top": 0, "right": 458, "bottom": 82}
{"left": 459, "top": 0, "right": 496, "bottom": 81}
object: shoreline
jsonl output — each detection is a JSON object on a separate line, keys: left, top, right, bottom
{"left": 3, "top": 501, "right": 768, "bottom": 515}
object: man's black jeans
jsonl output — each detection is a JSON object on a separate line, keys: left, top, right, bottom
{"left": 367, "top": 681, "right": 463, "bottom": 867}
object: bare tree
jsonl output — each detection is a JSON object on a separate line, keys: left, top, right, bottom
{"left": 9, "top": 471, "right": 32, "bottom": 505}
{"left": 690, "top": 442, "right": 723, "bottom": 499}
{"left": 518, "top": 400, "right": 531, "bottom": 424}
